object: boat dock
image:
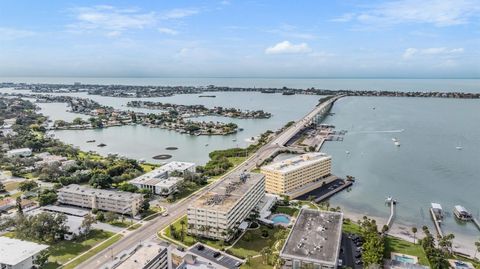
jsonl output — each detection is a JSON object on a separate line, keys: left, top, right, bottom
{"left": 386, "top": 197, "right": 397, "bottom": 228}
{"left": 430, "top": 203, "right": 444, "bottom": 238}
{"left": 430, "top": 208, "right": 444, "bottom": 238}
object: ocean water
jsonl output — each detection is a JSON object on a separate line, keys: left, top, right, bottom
{"left": 1, "top": 78, "right": 479, "bottom": 248}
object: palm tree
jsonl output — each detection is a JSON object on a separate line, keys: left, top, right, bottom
{"left": 260, "top": 247, "right": 271, "bottom": 264}
{"left": 412, "top": 227, "right": 418, "bottom": 244}
{"left": 474, "top": 239, "right": 480, "bottom": 260}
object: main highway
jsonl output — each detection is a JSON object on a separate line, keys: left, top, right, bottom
{"left": 75, "top": 95, "right": 340, "bottom": 269}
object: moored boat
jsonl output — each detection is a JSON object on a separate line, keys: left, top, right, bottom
{"left": 453, "top": 205, "right": 472, "bottom": 221}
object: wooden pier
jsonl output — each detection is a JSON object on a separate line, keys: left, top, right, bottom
{"left": 430, "top": 208, "right": 444, "bottom": 238}
{"left": 386, "top": 199, "right": 396, "bottom": 228}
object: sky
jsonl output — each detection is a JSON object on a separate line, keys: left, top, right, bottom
{"left": 0, "top": 0, "right": 479, "bottom": 78}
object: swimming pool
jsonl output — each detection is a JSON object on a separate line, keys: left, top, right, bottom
{"left": 270, "top": 214, "right": 291, "bottom": 225}
{"left": 393, "top": 255, "right": 415, "bottom": 264}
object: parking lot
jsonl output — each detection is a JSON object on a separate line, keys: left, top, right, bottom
{"left": 297, "top": 178, "right": 350, "bottom": 202}
{"left": 339, "top": 233, "right": 364, "bottom": 269}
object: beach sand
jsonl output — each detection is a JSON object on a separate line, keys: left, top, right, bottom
{"left": 340, "top": 207, "right": 478, "bottom": 258}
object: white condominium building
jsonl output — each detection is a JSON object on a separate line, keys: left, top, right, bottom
{"left": 0, "top": 237, "right": 49, "bottom": 269}
{"left": 187, "top": 173, "right": 265, "bottom": 240}
{"left": 129, "top": 161, "right": 195, "bottom": 195}
{"left": 58, "top": 184, "right": 143, "bottom": 216}
{"left": 261, "top": 153, "right": 333, "bottom": 199}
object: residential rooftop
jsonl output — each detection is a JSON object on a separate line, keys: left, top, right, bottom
{"left": 113, "top": 242, "right": 167, "bottom": 269}
{"left": 129, "top": 161, "right": 195, "bottom": 185}
{"left": 58, "top": 184, "right": 143, "bottom": 201}
{"left": 190, "top": 172, "right": 264, "bottom": 212}
{"left": 0, "top": 237, "right": 49, "bottom": 265}
{"left": 280, "top": 209, "right": 343, "bottom": 265}
{"left": 261, "top": 152, "right": 331, "bottom": 174}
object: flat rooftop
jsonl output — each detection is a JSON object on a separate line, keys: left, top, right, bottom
{"left": 280, "top": 209, "right": 343, "bottom": 265}
{"left": 59, "top": 184, "right": 142, "bottom": 201}
{"left": 129, "top": 161, "right": 195, "bottom": 185}
{"left": 114, "top": 243, "right": 166, "bottom": 269}
{"left": 0, "top": 237, "right": 49, "bottom": 265}
{"left": 188, "top": 243, "right": 243, "bottom": 268}
{"left": 262, "top": 152, "right": 331, "bottom": 174}
{"left": 190, "top": 172, "right": 264, "bottom": 212}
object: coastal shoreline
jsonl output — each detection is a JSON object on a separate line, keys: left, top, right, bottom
{"left": 338, "top": 206, "right": 477, "bottom": 258}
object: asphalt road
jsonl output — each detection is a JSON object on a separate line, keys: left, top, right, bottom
{"left": 75, "top": 96, "right": 340, "bottom": 269}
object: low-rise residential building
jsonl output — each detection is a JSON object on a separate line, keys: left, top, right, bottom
{"left": 129, "top": 162, "right": 195, "bottom": 195}
{"left": 0, "top": 237, "right": 49, "bottom": 269}
{"left": 57, "top": 184, "right": 143, "bottom": 216}
{"left": 280, "top": 209, "right": 343, "bottom": 269}
{"left": 34, "top": 153, "right": 76, "bottom": 169}
{"left": 261, "top": 152, "right": 335, "bottom": 199}
{"left": 6, "top": 148, "right": 32, "bottom": 158}
{"left": 187, "top": 172, "right": 265, "bottom": 240}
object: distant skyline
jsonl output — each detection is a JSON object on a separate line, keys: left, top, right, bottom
{"left": 1, "top": 0, "right": 479, "bottom": 78}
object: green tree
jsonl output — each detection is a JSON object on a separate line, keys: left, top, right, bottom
{"left": 474, "top": 239, "right": 480, "bottom": 260}
{"left": 139, "top": 200, "right": 150, "bottom": 214}
{"left": 89, "top": 173, "right": 112, "bottom": 188}
{"left": 16, "top": 197, "right": 23, "bottom": 214}
{"left": 412, "top": 227, "right": 418, "bottom": 244}
{"left": 19, "top": 180, "right": 38, "bottom": 192}
{"left": 33, "top": 250, "right": 50, "bottom": 268}
{"left": 38, "top": 189, "right": 57, "bottom": 206}
{"left": 72, "top": 117, "right": 84, "bottom": 125}
{"left": 15, "top": 212, "right": 69, "bottom": 243}
{"left": 80, "top": 214, "right": 97, "bottom": 236}
{"left": 104, "top": 211, "right": 118, "bottom": 223}
{"left": 96, "top": 212, "right": 105, "bottom": 222}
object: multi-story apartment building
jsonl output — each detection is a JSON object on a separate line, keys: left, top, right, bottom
{"left": 261, "top": 153, "right": 334, "bottom": 199}
{"left": 187, "top": 173, "right": 265, "bottom": 240}
{"left": 280, "top": 209, "right": 343, "bottom": 269}
{"left": 58, "top": 184, "right": 143, "bottom": 216}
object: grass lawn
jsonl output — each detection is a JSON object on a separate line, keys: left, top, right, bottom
{"left": 272, "top": 206, "right": 299, "bottom": 217}
{"left": 4, "top": 181, "right": 21, "bottom": 191}
{"left": 140, "top": 163, "right": 158, "bottom": 172}
{"left": 2, "top": 230, "right": 121, "bottom": 269}
{"left": 60, "top": 233, "right": 122, "bottom": 269}
{"left": 342, "top": 220, "right": 362, "bottom": 235}
{"left": 162, "top": 216, "right": 225, "bottom": 249}
{"left": 384, "top": 236, "right": 429, "bottom": 266}
{"left": 142, "top": 206, "right": 164, "bottom": 221}
{"left": 43, "top": 230, "right": 118, "bottom": 268}
{"left": 227, "top": 226, "right": 288, "bottom": 259}
{"left": 241, "top": 256, "right": 273, "bottom": 269}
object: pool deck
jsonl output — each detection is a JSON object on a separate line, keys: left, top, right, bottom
{"left": 391, "top": 252, "right": 419, "bottom": 264}
{"left": 269, "top": 213, "right": 292, "bottom": 227}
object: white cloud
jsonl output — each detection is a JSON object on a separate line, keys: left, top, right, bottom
{"left": 335, "top": 0, "right": 480, "bottom": 27}
{"left": 158, "top": 27, "right": 179, "bottom": 35}
{"left": 265, "top": 41, "right": 312, "bottom": 55}
{"left": 69, "top": 5, "right": 156, "bottom": 35}
{"left": 331, "top": 13, "right": 356, "bottom": 22}
{"left": 403, "top": 47, "right": 464, "bottom": 59}
{"left": 267, "top": 24, "right": 317, "bottom": 40}
{"left": 0, "top": 27, "right": 36, "bottom": 40}
{"left": 161, "top": 8, "right": 198, "bottom": 19}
